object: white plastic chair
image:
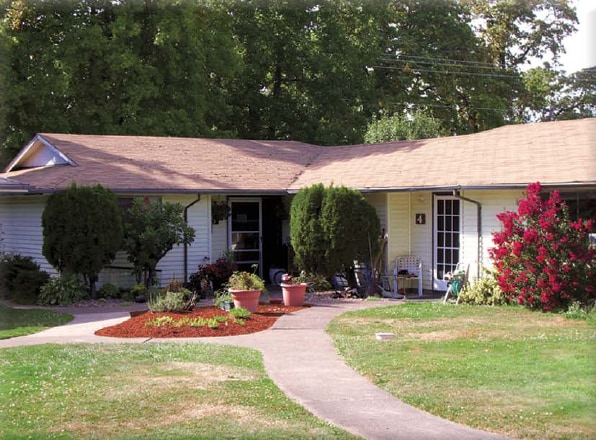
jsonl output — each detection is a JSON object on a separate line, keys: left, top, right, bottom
{"left": 393, "top": 256, "right": 423, "bottom": 297}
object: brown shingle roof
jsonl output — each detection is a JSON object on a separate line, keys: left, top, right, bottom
{"left": 291, "top": 118, "right": 596, "bottom": 191}
{"left": 3, "top": 118, "right": 595, "bottom": 193}
{"left": 5, "top": 135, "right": 321, "bottom": 193}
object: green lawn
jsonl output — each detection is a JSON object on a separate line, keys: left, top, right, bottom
{"left": 327, "top": 302, "right": 596, "bottom": 440}
{"left": 0, "top": 303, "right": 73, "bottom": 339}
{"left": 0, "top": 343, "right": 359, "bottom": 440}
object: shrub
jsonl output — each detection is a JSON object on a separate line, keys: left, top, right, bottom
{"left": 38, "top": 273, "right": 88, "bottom": 305}
{"left": 42, "top": 183, "right": 123, "bottom": 297}
{"left": 122, "top": 198, "right": 195, "bottom": 288}
{"left": 489, "top": 182, "right": 596, "bottom": 311}
{"left": 97, "top": 283, "right": 120, "bottom": 299}
{"left": 290, "top": 184, "right": 380, "bottom": 278}
{"left": 148, "top": 288, "right": 192, "bottom": 312}
{"left": 458, "top": 271, "right": 508, "bottom": 306}
{"left": 0, "top": 254, "right": 50, "bottom": 304}
{"left": 563, "top": 301, "right": 596, "bottom": 322}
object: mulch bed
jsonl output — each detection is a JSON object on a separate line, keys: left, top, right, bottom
{"left": 95, "top": 303, "right": 308, "bottom": 338}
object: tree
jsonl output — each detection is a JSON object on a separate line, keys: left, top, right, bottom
{"left": 489, "top": 182, "right": 596, "bottom": 311}
{"left": 516, "top": 65, "right": 596, "bottom": 122}
{"left": 122, "top": 198, "right": 195, "bottom": 288}
{"left": 42, "top": 183, "right": 123, "bottom": 297}
{"left": 290, "top": 184, "right": 380, "bottom": 279}
{"left": 364, "top": 109, "right": 447, "bottom": 143}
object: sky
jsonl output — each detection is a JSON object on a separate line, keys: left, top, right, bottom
{"left": 559, "top": 0, "right": 596, "bottom": 73}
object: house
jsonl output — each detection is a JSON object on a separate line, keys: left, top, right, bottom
{"left": 1, "top": 118, "right": 594, "bottom": 292}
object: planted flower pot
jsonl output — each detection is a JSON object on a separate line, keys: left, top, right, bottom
{"left": 230, "top": 289, "right": 261, "bottom": 313}
{"left": 280, "top": 283, "right": 307, "bottom": 306}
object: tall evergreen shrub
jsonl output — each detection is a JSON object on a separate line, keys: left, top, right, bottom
{"left": 290, "top": 184, "right": 380, "bottom": 278}
{"left": 42, "top": 183, "right": 123, "bottom": 297}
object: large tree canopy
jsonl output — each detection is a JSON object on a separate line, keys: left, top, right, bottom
{"left": 0, "top": 0, "right": 586, "bottom": 164}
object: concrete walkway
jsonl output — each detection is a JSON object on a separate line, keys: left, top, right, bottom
{"left": 0, "top": 299, "right": 512, "bottom": 440}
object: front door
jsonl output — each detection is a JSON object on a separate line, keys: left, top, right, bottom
{"left": 229, "top": 198, "right": 262, "bottom": 276}
{"left": 434, "top": 195, "right": 460, "bottom": 290}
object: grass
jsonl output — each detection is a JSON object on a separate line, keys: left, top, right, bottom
{"left": 0, "top": 303, "right": 73, "bottom": 339}
{"left": 327, "top": 302, "right": 596, "bottom": 440}
{"left": 0, "top": 343, "right": 359, "bottom": 440}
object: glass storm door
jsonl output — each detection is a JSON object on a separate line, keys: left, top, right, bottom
{"left": 434, "top": 196, "right": 460, "bottom": 290}
{"left": 229, "top": 199, "right": 262, "bottom": 275}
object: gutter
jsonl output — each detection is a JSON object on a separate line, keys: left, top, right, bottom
{"left": 452, "top": 189, "right": 482, "bottom": 281}
{"left": 183, "top": 195, "right": 201, "bottom": 283}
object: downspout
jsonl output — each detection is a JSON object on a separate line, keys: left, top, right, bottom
{"left": 183, "top": 195, "right": 201, "bottom": 283}
{"left": 453, "top": 190, "right": 482, "bottom": 281}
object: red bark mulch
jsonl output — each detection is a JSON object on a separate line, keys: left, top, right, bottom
{"left": 95, "top": 303, "right": 307, "bottom": 338}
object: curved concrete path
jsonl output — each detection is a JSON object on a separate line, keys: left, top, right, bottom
{"left": 0, "top": 300, "right": 512, "bottom": 440}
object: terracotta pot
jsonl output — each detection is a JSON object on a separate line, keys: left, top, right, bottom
{"left": 280, "top": 283, "right": 307, "bottom": 306}
{"left": 229, "top": 289, "right": 262, "bottom": 313}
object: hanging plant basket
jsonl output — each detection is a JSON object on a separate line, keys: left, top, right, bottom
{"left": 212, "top": 201, "right": 231, "bottom": 224}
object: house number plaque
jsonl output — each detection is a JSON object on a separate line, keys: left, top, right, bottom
{"left": 415, "top": 213, "right": 426, "bottom": 225}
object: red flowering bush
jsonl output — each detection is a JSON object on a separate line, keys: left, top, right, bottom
{"left": 489, "top": 182, "right": 596, "bottom": 311}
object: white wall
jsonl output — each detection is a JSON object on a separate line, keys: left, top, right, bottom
{"left": 459, "top": 189, "right": 524, "bottom": 279}
{"left": 156, "top": 195, "right": 210, "bottom": 285}
{"left": 0, "top": 195, "right": 56, "bottom": 275}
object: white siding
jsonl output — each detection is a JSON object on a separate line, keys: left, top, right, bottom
{"left": 0, "top": 195, "right": 56, "bottom": 275}
{"left": 155, "top": 195, "right": 210, "bottom": 285}
{"left": 210, "top": 195, "right": 229, "bottom": 263}
{"left": 387, "top": 192, "right": 434, "bottom": 290}
{"left": 460, "top": 189, "right": 523, "bottom": 279}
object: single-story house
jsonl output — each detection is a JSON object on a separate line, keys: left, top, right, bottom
{"left": 1, "top": 118, "right": 594, "bottom": 292}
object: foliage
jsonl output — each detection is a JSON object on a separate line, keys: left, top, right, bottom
{"left": 290, "top": 184, "right": 381, "bottom": 278}
{"left": 41, "top": 183, "right": 123, "bottom": 297}
{"left": 489, "top": 182, "right": 596, "bottom": 311}
{"left": 188, "top": 253, "right": 235, "bottom": 295}
{"left": 213, "top": 287, "right": 233, "bottom": 309}
{"left": 147, "top": 287, "right": 193, "bottom": 313}
{"left": 0, "top": 303, "right": 73, "bottom": 339}
{"left": 97, "top": 283, "right": 120, "bottom": 299}
{"left": 129, "top": 283, "right": 147, "bottom": 300}
{"left": 299, "top": 272, "right": 332, "bottom": 292}
{"left": 38, "top": 273, "right": 87, "bottom": 306}
{"left": 0, "top": 0, "right": 582, "bottom": 165}
{"left": 563, "top": 301, "right": 596, "bottom": 323}
{"left": 229, "top": 307, "right": 251, "bottom": 320}
{"left": 227, "top": 271, "right": 265, "bottom": 291}
{"left": 364, "top": 109, "right": 447, "bottom": 143}
{"left": 517, "top": 66, "right": 596, "bottom": 122}
{"left": 0, "top": 253, "right": 49, "bottom": 304}
{"left": 457, "top": 271, "right": 509, "bottom": 306}
{"left": 122, "top": 198, "right": 195, "bottom": 288}
{"left": 290, "top": 184, "right": 327, "bottom": 275}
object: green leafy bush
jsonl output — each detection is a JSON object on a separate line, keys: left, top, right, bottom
{"left": 0, "top": 254, "right": 50, "bottom": 304}
{"left": 458, "top": 272, "right": 508, "bottom": 306}
{"left": 42, "top": 183, "right": 123, "bottom": 297}
{"left": 148, "top": 288, "right": 192, "bottom": 312}
{"left": 290, "top": 184, "right": 380, "bottom": 278}
{"left": 97, "top": 283, "right": 120, "bottom": 299}
{"left": 38, "top": 274, "right": 88, "bottom": 305}
{"left": 563, "top": 301, "right": 596, "bottom": 322}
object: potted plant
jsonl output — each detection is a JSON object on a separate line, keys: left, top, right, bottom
{"left": 280, "top": 273, "right": 308, "bottom": 306}
{"left": 212, "top": 201, "right": 231, "bottom": 224}
{"left": 227, "top": 271, "right": 265, "bottom": 313}
{"left": 214, "top": 287, "right": 234, "bottom": 311}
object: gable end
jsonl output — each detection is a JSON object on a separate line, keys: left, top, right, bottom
{"left": 4, "top": 134, "right": 77, "bottom": 172}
